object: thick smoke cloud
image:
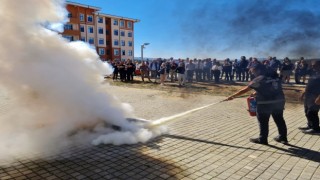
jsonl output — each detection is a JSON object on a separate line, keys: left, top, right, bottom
{"left": 175, "top": 0, "right": 320, "bottom": 58}
{"left": 0, "top": 0, "right": 162, "bottom": 162}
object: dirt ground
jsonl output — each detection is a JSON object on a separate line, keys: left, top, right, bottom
{"left": 106, "top": 76, "right": 305, "bottom": 104}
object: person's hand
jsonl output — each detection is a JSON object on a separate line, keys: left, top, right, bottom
{"left": 225, "top": 96, "right": 234, "bottom": 101}
{"left": 250, "top": 92, "right": 257, "bottom": 97}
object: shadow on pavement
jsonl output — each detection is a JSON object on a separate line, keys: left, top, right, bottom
{"left": 0, "top": 145, "right": 182, "bottom": 180}
{"left": 163, "top": 134, "right": 265, "bottom": 151}
{"left": 268, "top": 144, "right": 320, "bottom": 163}
{"left": 163, "top": 134, "right": 320, "bottom": 163}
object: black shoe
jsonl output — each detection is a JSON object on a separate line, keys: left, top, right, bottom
{"left": 273, "top": 136, "right": 288, "bottom": 144}
{"left": 302, "top": 129, "right": 320, "bottom": 134}
{"left": 298, "top": 126, "right": 311, "bottom": 130}
{"left": 249, "top": 138, "right": 268, "bottom": 145}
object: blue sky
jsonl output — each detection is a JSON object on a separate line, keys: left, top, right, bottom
{"left": 70, "top": 0, "right": 320, "bottom": 60}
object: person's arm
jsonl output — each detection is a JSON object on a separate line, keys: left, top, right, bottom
{"left": 226, "top": 86, "right": 252, "bottom": 101}
{"left": 315, "top": 95, "right": 320, "bottom": 105}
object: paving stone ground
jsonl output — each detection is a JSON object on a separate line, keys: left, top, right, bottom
{"left": 0, "top": 85, "right": 319, "bottom": 180}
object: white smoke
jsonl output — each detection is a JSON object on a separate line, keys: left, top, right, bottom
{"left": 0, "top": 0, "right": 163, "bottom": 161}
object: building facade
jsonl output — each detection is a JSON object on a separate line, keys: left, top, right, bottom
{"left": 62, "top": 2, "right": 139, "bottom": 61}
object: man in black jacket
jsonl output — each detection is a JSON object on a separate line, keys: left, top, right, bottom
{"left": 225, "top": 62, "right": 288, "bottom": 145}
{"left": 299, "top": 61, "right": 320, "bottom": 134}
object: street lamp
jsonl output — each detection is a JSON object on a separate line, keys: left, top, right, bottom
{"left": 141, "top": 43, "right": 150, "bottom": 61}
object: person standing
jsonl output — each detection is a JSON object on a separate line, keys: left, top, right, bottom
{"left": 280, "top": 57, "right": 294, "bottom": 83}
{"left": 118, "top": 61, "right": 126, "bottom": 82}
{"left": 224, "top": 58, "right": 232, "bottom": 81}
{"left": 158, "top": 63, "right": 166, "bottom": 85}
{"left": 126, "top": 59, "right": 135, "bottom": 81}
{"left": 112, "top": 61, "right": 119, "bottom": 81}
{"left": 239, "top": 56, "right": 249, "bottom": 81}
{"left": 203, "top": 59, "right": 212, "bottom": 81}
{"left": 212, "top": 62, "right": 222, "bottom": 83}
{"left": 169, "top": 60, "right": 178, "bottom": 82}
{"left": 225, "top": 63, "right": 288, "bottom": 145}
{"left": 195, "top": 59, "right": 203, "bottom": 82}
{"left": 299, "top": 61, "right": 320, "bottom": 134}
{"left": 176, "top": 63, "right": 186, "bottom": 86}
{"left": 149, "top": 60, "right": 159, "bottom": 83}
{"left": 233, "top": 59, "right": 241, "bottom": 81}
{"left": 139, "top": 61, "right": 152, "bottom": 82}
{"left": 186, "top": 60, "right": 196, "bottom": 83}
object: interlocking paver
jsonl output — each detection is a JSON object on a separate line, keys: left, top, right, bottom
{"left": 0, "top": 85, "right": 320, "bottom": 179}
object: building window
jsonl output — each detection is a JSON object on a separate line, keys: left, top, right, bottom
{"left": 120, "top": 31, "right": 125, "bottom": 37}
{"left": 107, "top": 50, "right": 110, "bottom": 55}
{"left": 89, "top": 37, "right": 94, "bottom": 44}
{"left": 87, "top": 15, "right": 93, "bottom": 22}
{"left": 68, "top": 13, "right": 72, "bottom": 18}
{"left": 64, "top": 24, "right": 73, "bottom": 30}
{"left": 106, "top": 40, "right": 110, "bottom": 46}
{"left": 63, "top": 35, "right": 73, "bottom": 41}
{"left": 128, "top": 50, "right": 133, "bottom": 56}
{"left": 99, "top": 48, "right": 105, "bottom": 55}
{"left": 114, "top": 40, "right": 119, "bottom": 46}
{"left": 128, "top": 32, "right": 132, "bottom": 37}
{"left": 120, "top": 20, "right": 125, "bottom": 27}
{"left": 80, "top": 37, "right": 85, "bottom": 42}
{"left": 80, "top": 13, "right": 84, "bottom": 21}
{"left": 80, "top": 25, "right": 84, "bottom": 32}
{"left": 98, "top": 27, "right": 103, "bottom": 34}
{"left": 128, "top": 41, "right": 133, "bottom": 47}
{"left": 98, "top": 17, "right": 103, "bottom": 23}
{"left": 127, "top": 21, "right": 132, "bottom": 28}
{"left": 121, "top": 40, "right": 125, "bottom": 46}
{"left": 122, "top": 50, "right": 125, "bottom": 56}
{"left": 105, "top": 30, "right": 109, "bottom": 35}
{"left": 99, "top": 38, "right": 104, "bottom": 45}
{"left": 113, "top": 19, "right": 118, "bottom": 25}
{"left": 88, "top": 26, "right": 93, "bottom": 33}
{"left": 114, "top": 30, "right": 118, "bottom": 36}
{"left": 114, "top": 49, "right": 119, "bottom": 56}
{"left": 79, "top": 14, "right": 84, "bottom": 21}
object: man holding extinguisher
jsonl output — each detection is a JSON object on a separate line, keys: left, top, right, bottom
{"left": 225, "top": 62, "right": 288, "bottom": 145}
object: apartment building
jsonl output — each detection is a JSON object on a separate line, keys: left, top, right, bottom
{"left": 62, "top": 2, "right": 139, "bottom": 61}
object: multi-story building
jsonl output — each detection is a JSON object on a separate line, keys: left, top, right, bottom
{"left": 62, "top": 1, "right": 139, "bottom": 61}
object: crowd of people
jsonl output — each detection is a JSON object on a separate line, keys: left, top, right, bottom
{"left": 109, "top": 56, "right": 318, "bottom": 86}
{"left": 108, "top": 57, "right": 320, "bottom": 143}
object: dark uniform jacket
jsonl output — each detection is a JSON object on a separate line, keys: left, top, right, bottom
{"left": 305, "top": 74, "right": 320, "bottom": 109}
{"left": 248, "top": 75, "right": 285, "bottom": 105}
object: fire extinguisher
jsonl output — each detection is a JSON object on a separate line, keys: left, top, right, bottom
{"left": 247, "top": 96, "right": 257, "bottom": 116}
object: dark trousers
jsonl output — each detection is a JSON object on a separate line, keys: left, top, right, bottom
{"left": 240, "top": 69, "right": 249, "bottom": 81}
{"left": 126, "top": 70, "right": 133, "bottom": 81}
{"left": 213, "top": 70, "right": 221, "bottom": 83}
{"left": 256, "top": 103, "right": 287, "bottom": 141}
{"left": 119, "top": 71, "right": 126, "bottom": 81}
{"left": 295, "top": 73, "right": 301, "bottom": 84}
{"left": 113, "top": 71, "right": 118, "bottom": 80}
{"left": 195, "top": 69, "right": 202, "bottom": 81}
{"left": 304, "top": 104, "right": 320, "bottom": 130}
{"left": 186, "top": 70, "right": 194, "bottom": 82}
{"left": 203, "top": 68, "right": 210, "bottom": 81}
{"left": 225, "top": 70, "right": 232, "bottom": 81}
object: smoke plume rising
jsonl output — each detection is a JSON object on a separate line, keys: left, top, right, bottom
{"left": 0, "top": 0, "right": 162, "bottom": 162}
{"left": 174, "top": 0, "right": 320, "bottom": 58}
